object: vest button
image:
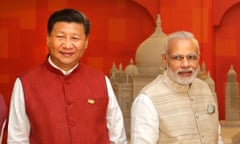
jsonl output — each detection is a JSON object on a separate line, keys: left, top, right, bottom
{"left": 67, "top": 101, "right": 74, "bottom": 105}
{"left": 66, "top": 81, "right": 70, "bottom": 84}
{"left": 71, "top": 121, "right": 76, "bottom": 127}
{"left": 195, "top": 113, "right": 199, "bottom": 119}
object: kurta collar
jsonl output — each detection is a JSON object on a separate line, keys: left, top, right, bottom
{"left": 48, "top": 56, "right": 79, "bottom": 76}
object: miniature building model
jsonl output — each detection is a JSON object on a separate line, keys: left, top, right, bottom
{"left": 221, "top": 65, "right": 240, "bottom": 144}
{"left": 109, "top": 14, "right": 215, "bottom": 139}
{"left": 225, "top": 65, "right": 240, "bottom": 120}
{"left": 110, "top": 14, "right": 167, "bottom": 138}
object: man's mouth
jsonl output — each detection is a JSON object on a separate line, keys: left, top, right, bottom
{"left": 178, "top": 70, "right": 193, "bottom": 76}
{"left": 61, "top": 52, "right": 74, "bottom": 57}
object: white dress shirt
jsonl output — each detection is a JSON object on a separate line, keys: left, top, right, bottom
{"left": 7, "top": 59, "right": 127, "bottom": 144}
{"left": 131, "top": 94, "right": 223, "bottom": 144}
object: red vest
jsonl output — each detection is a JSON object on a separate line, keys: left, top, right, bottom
{"left": 20, "top": 60, "right": 109, "bottom": 144}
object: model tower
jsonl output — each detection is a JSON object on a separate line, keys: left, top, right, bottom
{"left": 225, "top": 65, "right": 240, "bottom": 120}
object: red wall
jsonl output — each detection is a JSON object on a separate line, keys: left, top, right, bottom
{"left": 1, "top": 0, "right": 239, "bottom": 122}
{"left": 0, "top": 0, "right": 155, "bottom": 107}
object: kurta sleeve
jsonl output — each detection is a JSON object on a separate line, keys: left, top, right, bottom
{"left": 131, "top": 94, "right": 159, "bottom": 144}
{"left": 105, "top": 76, "right": 127, "bottom": 144}
{"left": 7, "top": 78, "right": 30, "bottom": 144}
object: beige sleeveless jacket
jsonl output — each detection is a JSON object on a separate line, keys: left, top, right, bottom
{"left": 141, "top": 74, "right": 219, "bottom": 144}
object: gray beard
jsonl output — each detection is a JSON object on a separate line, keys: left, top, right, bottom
{"left": 166, "top": 66, "right": 198, "bottom": 85}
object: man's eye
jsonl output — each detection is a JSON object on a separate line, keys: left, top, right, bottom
{"left": 72, "top": 37, "right": 80, "bottom": 40}
{"left": 187, "top": 55, "right": 198, "bottom": 60}
{"left": 56, "top": 35, "right": 64, "bottom": 38}
{"left": 172, "top": 55, "right": 184, "bottom": 60}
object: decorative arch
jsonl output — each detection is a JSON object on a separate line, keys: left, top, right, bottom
{"left": 132, "top": 0, "right": 159, "bottom": 22}
{"left": 214, "top": 0, "right": 240, "bottom": 26}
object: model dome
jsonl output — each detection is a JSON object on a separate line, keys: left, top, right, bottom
{"left": 125, "top": 59, "right": 139, "bottom": 76}
{"left": 135, "top": 14, "right": 167, "bottom": 75}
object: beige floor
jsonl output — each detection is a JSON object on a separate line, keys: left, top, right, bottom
{"left": 222, "top": 127, "right": 240, "bottom": 144}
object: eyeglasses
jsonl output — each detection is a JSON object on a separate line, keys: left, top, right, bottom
{"left": 167, "top": 54, "right": 199, "bottom": 63}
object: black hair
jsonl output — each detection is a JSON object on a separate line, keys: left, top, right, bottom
{"left": 47, "top": 8, "right": 90, "bottom": 36}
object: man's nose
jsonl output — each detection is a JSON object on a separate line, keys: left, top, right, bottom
{"left": 181, "top": 57, "right": 190, "bottom": 67}
{"left": 63, "top": 38, "right": 73, "bottom": 48}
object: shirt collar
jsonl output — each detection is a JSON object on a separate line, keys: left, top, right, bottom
{"left": 48, "top": 56, "right": 79, "bottom": 76}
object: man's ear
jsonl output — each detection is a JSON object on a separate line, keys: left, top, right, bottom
{"left": 162, "top": 54, "right": 167, "bottom": 69}
{"left": 85, "top": 38, "right": 89, "bottom": 49}
{"left": 47, "top": 35, "right": 50, "bottom": 46}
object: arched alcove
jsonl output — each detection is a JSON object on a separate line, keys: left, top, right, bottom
{"left": 214, "top": 0, "right": 240, "bottom": 26}
{"left": 214, "top": 2, "right": 240, "bottom": 119}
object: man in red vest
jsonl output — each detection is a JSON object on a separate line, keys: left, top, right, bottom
{"left": 7, "top": 8, "right": 127, "bottom": 144}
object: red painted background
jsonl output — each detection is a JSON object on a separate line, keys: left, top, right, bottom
{"left": 1, "top": 0, "right": 240, "bottom": 125}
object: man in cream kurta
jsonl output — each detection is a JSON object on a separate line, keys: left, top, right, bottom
{"left": 131, "top": 31, "right": 223, "bottom": 144}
